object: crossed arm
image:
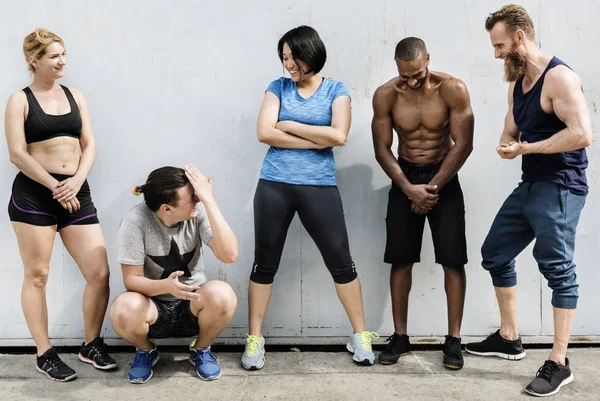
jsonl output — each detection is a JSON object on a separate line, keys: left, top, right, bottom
{"left": 256, "top": 91, "right": 351, "bottom": 149}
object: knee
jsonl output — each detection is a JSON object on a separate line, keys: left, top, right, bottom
{"left": 110, "top": 292, "right": 146, "bottom": 330}
{"left": 196, "top": 281, "right": 237, "bottom": 315}
{"left": 480, "top": 239, "right": 496, "bottom": 268}
{"left": 85, "top": 264, "right": 110, "bottom": 287}
{"left": 442, "top": 264, "right": 466, "bottom": 276}
{"left": 329, "top": 262, "right": 357, "bottom": 284}
{"left": 249, "top": 262, "right": 278, "bottom": 284}
{"left": 539, "top": 261, "right": 578, "bottom": 289}
{"left": 24, "top": 267, "right": 49, "bottom": 289}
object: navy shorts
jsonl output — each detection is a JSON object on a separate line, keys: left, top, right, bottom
{"left": 8, "top": 172, "right": 99, "bottom": 229}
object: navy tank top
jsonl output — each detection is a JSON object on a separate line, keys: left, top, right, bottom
{"left": 513, "top": 57, "right": 588, "bottom": 195}
{"left": 22, "top": 85, "right": 82, "bottom": 144}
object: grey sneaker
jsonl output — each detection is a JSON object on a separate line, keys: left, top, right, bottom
{"left": 346, "top": 331, "right": 378, "bottom": 365}
{"left": 241, "top": 334, "right": 265, "bottom": 370}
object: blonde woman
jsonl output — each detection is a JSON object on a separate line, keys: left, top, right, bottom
{"left": 5, "top": 28, "right": 116, "bottom": 381}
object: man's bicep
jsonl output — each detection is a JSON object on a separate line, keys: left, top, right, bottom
{"left": 552, "top": 75, "right": 591, "bottom": 130}
{"left": 372, "top": 92, "right": 394, "bottom": 148}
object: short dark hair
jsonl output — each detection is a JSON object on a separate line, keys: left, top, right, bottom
{"left": 277, "top": 25, "right": 326, "bottom": 74}
{"left": 395, "top": 37, "right": 427, "bottom": 61}
{"left": 132, "top": 166, "right": 188, "bottom": 212}
{"left": 485, "top": 4, "right": 535, "bottom": 40}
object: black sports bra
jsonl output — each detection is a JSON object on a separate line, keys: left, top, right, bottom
{"left": 22, "top": 85, "right": 82, "bottom": 144}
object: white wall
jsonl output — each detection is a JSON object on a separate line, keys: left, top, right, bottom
{"left": 1, "top": 0, "right": 598, "bottom": 345}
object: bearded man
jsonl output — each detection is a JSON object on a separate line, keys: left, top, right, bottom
{"left": 465, "top": 4, "right": 592, "bottom": 398}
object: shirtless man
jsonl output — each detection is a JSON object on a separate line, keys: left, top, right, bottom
{"left": 372, "top": 37, "right": 474, "bottom": 370}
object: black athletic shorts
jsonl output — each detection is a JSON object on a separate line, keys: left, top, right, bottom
{"left": 384, "top": 158, "right": 467, "bottom": 266}
{"left": 148, "top": 298, "right": 199, "bottom": 339}
{"left": 8, "top": 172, "right": 99, "bottom": 229}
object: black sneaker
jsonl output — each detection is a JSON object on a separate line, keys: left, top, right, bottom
{"left": 465, "top": 330, "right": 526, "bottom": 360}
{"left": 36, "top": 347, "right": 77, "bottom": 382}
{"left": 524, "top": 358, "right": 574, "bottom": 397}
{"left": 378, "top": 333, "right": 410, "bottom": 365}
{"left": 443, "top": 335, "right": 464, "bottom": 370}
{"left": 78, "top": 337, "right": 118, "bottom": 370}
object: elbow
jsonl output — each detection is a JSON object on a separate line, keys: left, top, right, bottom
{"left": 123, "top": 278, "right": 134, "bottom": 292}
{"left": 329, "top": 136, "right": 346, "bottom": 147}
{"left": 580, "top": 133, "right": 593, "bottom": 148}
{"left": 219, "top": 246, "right": 239, "bottom": 264}
{"left": 374, "top": 148, "right": 387, "bottom": 165}
{"left": 9, "top": 151, "right": 25, "bottom": 167}
{"left": 330, "top": 131, "right": 348, "bottom": 147}
{"left": 257, "top": 127, "right": 273, "bottom": 144}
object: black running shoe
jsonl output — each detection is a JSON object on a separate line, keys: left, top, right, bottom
{"left": 465, "top": 330, "right": 526, "bottom": 360}
{"left": 378, "top": 333, "right": 410, "bottom": 365}
{"left": 525, "top": 358, "right": 574, "bottom": 397}
{"left": 78, "top": 337, "right": 118, "bottom": 370}
{"left": 36, "top": 347, "right": 77, "bottom": 382}
{"left": 443, "top": 335, "right": 464, "bottom": 370}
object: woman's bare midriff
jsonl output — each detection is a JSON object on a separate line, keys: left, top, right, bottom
{"left": 27, "top": 137, "right": 81, "bottom": 175}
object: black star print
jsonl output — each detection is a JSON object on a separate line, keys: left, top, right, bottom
{"left": 148, "top": 237, "right": 197, "bottom": 279}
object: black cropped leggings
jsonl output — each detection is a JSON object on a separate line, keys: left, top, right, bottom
{"left": 251, "top": 179, "right": 357, "bottom": 285}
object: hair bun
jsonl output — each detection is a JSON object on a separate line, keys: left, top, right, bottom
{"left": 132, "top": 185, "right": 144, "bottom": 195}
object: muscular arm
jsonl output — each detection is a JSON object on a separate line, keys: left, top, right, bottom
{"left": 428, "top": 79, "right": 474, "bottom": 190}
{"left": 499, "top": 82, "right": 521, "bottom": 145}
{"left": 5, "top": 92, "right": 59, "bottom": 190}
{"left": 276, "top": 95, "right": 351, "bottom": 147}
{"left": 372, "top": 86, "right": 412, "bottom": 192}
{"left": 71, "top": 89, "right": 96, "bottom": 184}
{"left": 257, "top": 92, "right": 325, "bottom": 149}
{"left": 521, "top": 67, "right": 592, "bottom": 154}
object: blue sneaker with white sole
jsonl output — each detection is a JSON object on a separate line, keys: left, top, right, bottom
{"left": 189, "top": 339, "right": 221, "bottom": 381}
{"left": 128, "top": 340, "right": 159, "bottom": 384}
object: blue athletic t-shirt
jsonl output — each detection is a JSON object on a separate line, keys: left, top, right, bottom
{"left": 259, "top": 77, "right": 351, "bottom": 186}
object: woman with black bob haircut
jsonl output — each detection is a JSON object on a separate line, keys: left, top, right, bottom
{"left": 241, "top": 25, "right": 376, "bottom": 370}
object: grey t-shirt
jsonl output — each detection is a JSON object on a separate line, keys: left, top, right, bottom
{"left": 118, "top": 203, "right": 214, "bottom": 301}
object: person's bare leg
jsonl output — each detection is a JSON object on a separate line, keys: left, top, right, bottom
{"left": 248, "top": 281, "right": 272, "bottom": 336}
{"left": 442, "top": 265, "right": 466, "bottom": 338}
{"left": 109, "top": 292, "right": 157, "bottom": 350}
{"left": 549, "top": 307, "right": 575, "bottom": 366}
{"left": 190, "top": 280, "right": 237, "bottom": 348}
{"left": 13, "top": 222, "right": 56, "bottom": 356}
{"left": 335, "top": 278, "right": 366, "bottom": 333}
{"left": 60, "top": 224, "right": 110, "bottom": 344}
{"left": 495, "top": 286, "right": 519, "bottom": 340}
{"left": 390, "top": 264, "right": 413, "bottom": 335}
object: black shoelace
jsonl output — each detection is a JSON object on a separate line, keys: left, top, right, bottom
{"left": 536, "top": 360, "right": 560, "bottom": 383}
{"left": 46, "top": 351, "right": 67, "bottom": 370}
{"left": 385, "top": 334, "right": 406, "bottom": 353}
{"left": 92, "top": 340, "right": 108, "bottom": 356}
{"left": 445, "top": 338, "right": 461, "bottom": 355}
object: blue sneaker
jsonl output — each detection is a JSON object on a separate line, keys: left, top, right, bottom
{"left": 128, "top": 340, "right": 159, "bottom": 384}
{"left": 189, "top": 341, "right": 221, "bottom": 381}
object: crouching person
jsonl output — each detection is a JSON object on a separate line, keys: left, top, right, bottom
{"left": 110, "top": 164, "right": 238, "bottom": 383}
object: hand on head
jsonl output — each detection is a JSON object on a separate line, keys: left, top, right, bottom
{"left": 184, "top": 164, "right": 214, "bottom": 203}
